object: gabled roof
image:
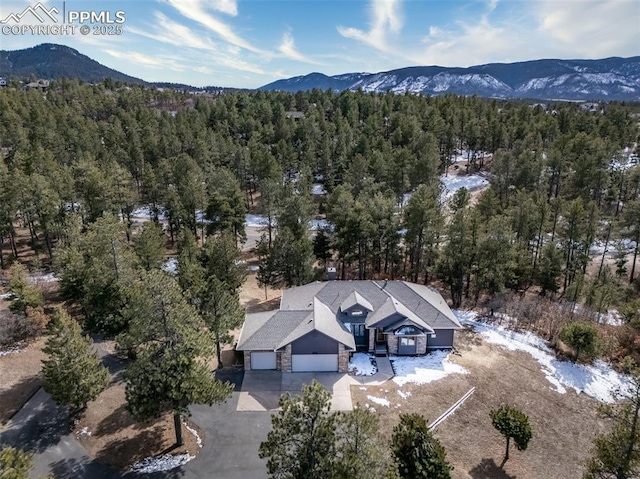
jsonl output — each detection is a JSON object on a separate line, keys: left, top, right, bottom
{"left": 276, "top": 298, "right": 355, "bottom": 350}
{"left": 366, "top": 296, "right": 434, "bottom": 333}
{"left": 238, "top": 280, "right": 459, "bottom": 352}
{"left": 340, "top": 291, "right": 374, "bottom": 312}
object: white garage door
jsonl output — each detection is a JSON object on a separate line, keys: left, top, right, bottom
{"left": 292, "top": 354, "right": 338, "bottom": 372}
{"left": 251, "top": 352, "right": 277, "bottom": 370}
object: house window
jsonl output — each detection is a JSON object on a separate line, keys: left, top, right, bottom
{"left": 399, "top": 337, "right": 415, "bottom": 347}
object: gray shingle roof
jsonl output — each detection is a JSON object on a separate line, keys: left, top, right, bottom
{"left": 239, "top": 280, "right": 459, "bottom": 351}
{"left": 377, "top": 282, "right": 461, "bottom": 329}
{"left": 277, "top": 298, "right": 355, "bottom": 350}
{"left": 340, "top": 291, "right": 374, "bottom": 312}
{"left": 237, "top": 311, "right": 311, "bottom": 350}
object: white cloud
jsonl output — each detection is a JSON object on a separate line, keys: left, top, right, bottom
{"left": 278, "top": 30, "right": 322, "bottom": 65}
{"left": 337, "top": 0, "right": 403, "bottom": 52}
{"left": 535, "top": 0, "right": 640, "bottom": 58}
{"left": 163, "top": 0, "right": 263, "bottom": 53}
{"left": 104, "top": 49, "right": 169, "bottom": 68}
{"left": 129, "top": 11, "right": 217, "bottom": 52}
{"left": 211, "top": 0, "right": 237, "bottom": 16}
{"left": 339, "top": 0, "right": 639, "bottom": 68}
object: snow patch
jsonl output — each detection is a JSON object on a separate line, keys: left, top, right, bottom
{"left": 0, "top": 345, "right": 25, "bottom": 357}
{"left": 28, "top": 273, "right": 58, "bottom": 284}
{"left": 162, "top": 258, "right": 178, "bottom": 275}
{"left": 245, "top": 214, "right": 272, "bottom": 227}
{"left": 366, "top": 395, "right": 390, "bottom": 407}
{"left": 456, "top": 310, "right": 631, "bottom": 403}
{"left": 440, "top": 174, "right": 489, "bottom": 198}
{"left": 0, "top": 293, "right": 13, "bottom": 300}
{"left": 349, "top": 353, "right": 378, "bottom": 376}
{"left": 397, "top": 390, "right": 411, "bottom": 399}
{"left": 77, "top": 427, "right": 91, "bottom": 438}
{"left": 390, "top": 351, "right": 468, "bottom": 387}
{"left": 130, "top": 453, "right": 195, "bottom": 474}
{"left": 184, "top": 423, "right": 202, "bottom": 448}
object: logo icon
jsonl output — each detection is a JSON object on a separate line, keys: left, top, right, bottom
{"left": 1, "top": 3, "right": 59, "bottom": 24}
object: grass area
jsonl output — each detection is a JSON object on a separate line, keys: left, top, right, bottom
{"left": 351, "top": 329, "right": 608, "bottom": 479}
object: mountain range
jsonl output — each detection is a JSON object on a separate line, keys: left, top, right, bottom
{"left": 261, "top": 57, "right": 640, "bottom": 101}
{"left": 0, "top": 44, "right": 235, "bottom": 92}
{"left": 1, "top": 44, "right": 639, "bottom": 101}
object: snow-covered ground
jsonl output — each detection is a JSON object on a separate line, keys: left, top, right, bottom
{"left": 440, "top": 174, "right": 489, "bottom": 198}
{"left": 312, "top": 184, "right": 327, "bottom": 195}
{"left": 397, "top": 390, "right": 411, "bottom": 399}
{"left": 390, "top": 351, "right": 468, "bottom": 387}
{"left": 131, "top": 205, "right": 167, "bottom": 221}
{"left": 590, "top": 238, "right": 637, "bottom": 257}
{"left": 309, "top": 219, "right": 330, "bottom": 231}
{"left": 161, "top": 258, "right": 178, "bottom": 275}
{"left": 367, "top": 395, "right": 390, "bottom": 407}
{"left": 245, "top": 214, "right": 272, "bottom": 228}
{"left": 0, "top": 345, "right": 25, "bottom": 357}
{"left": 349, "top": 353, "right": 378, "bottom": 376}
{"left": 130, "top": 453, "right": 195, "bottom": 474}
{"left": 184, "top": 423, "right": 202, "bottom": 448}
{"left": 28, "top": 273, "right": 58, "bottom": 284}
{"left": 456, "top": 310, "right": 631, "bottom": 403}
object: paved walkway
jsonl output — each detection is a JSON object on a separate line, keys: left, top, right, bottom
{"left": 350, "top": 356, "right": 395, "bottom": 386}
{"left": 237, "top": 371, "right": 356, "bottom": 412}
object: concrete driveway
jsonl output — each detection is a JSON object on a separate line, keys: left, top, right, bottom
{"left": 237, "top": 371, "right": 355, "bottom": 412}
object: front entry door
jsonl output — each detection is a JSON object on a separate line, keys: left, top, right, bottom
{"left": 354, "top": 324, "right": 367, "bottom": 346}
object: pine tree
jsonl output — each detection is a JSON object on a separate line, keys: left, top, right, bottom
{"left": 584, "top": 370, "right": 640, "bottom": 479}
{"left": 0, "top": 447, "right": 39, "bottom": 479}
{"left": 490, "top": 404, "right": 533, "bottom": 467}
{"left": 133, "top": 221, "right": 165, "bottom": 271}
{"left": 333, "top": 406, "right": 394, "bottom": 479}
{"left": 41, "top": 308, "right": 109, "bottom": 414}
{"left": 259, "top": 380, "right": 336, "bottom": 479}
{"left": 7, "top": 263, "right": 44, "bottom": 316}
{"left": 118, "top": 270, "right": 233, "bottom": 446}
{"left": 201, "top": 276, "right": 244, "bottom": 369}
{"left": 559, "top": 321, "right": 600, "bottom": 363}
{"left": 391, "top": 413, "right": 452, "bottom": 479}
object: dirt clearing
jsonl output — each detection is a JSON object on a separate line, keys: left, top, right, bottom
{"left": 352, "top": 329, "right": 608, "bottom": 479}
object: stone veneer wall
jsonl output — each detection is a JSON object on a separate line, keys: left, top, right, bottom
{"left": 281, "top": 344, "right": 292, "bottom": 372}
{"left": 243, "top": 351, "right": 251, "bottom": 370}
{"left": 368, "top": 328, "right": 376, "bottom": 352}
{"left": 276, "top": 351, "right": 282, "bottom": 371}
{"left": 387, "top": 335, "right": 398, "bottom": 354}
{"left": 416, "top": 335, "right": 427, "bottom": 355}
{"left": 338, "top": 343, "right": 350, "bottom": 373}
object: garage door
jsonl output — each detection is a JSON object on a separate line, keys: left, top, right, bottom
{"left": 251, "top": 352, "right": 277, "bottom": 370}
{"left": 292, "top": 354, "right": 338, "bottom": 372}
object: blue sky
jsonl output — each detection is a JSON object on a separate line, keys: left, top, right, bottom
{"left": 1, "top": 0, "right": 639, "bottom": 88}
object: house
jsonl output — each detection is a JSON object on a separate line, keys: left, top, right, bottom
{"left": 236, "top": 280, "right": 462, "bottom": 373}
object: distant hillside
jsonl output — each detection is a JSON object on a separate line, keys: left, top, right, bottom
{"left": 261, "top": 57, "right": 640, "bottom": 101}
{"left": 0, "top": 43, "right": 145, "bottom": 84}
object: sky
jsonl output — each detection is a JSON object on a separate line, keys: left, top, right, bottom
{"left": 0, "top": 0, "right": 639, "bottom": 88}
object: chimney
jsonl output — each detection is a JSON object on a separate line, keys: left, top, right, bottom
{"left": 327, "top": 267, "right": 337, "bottom": 281}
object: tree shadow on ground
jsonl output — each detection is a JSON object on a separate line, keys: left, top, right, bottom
{"left": 94, "top": 404, "right": 137, "bottom": 437}
{"left": 49, "top": 456, "right": 123, "bottom": 479}
{"left": 243, "top": 297, "right": 280, "bottom": 314}
{"left": 0, "top": 374, "right": 41, "bottom": 424}
{"left": 214, "top": 368, "right": 244, "bottom": 391}
{"left": 94, "top": 424, "right": 165, "bottom": 471}
{"left": 469, "top": 458, "right": 517, "bottom": 479}
{"left": 0, "top": 391, "right": 69, "bottom": 454}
